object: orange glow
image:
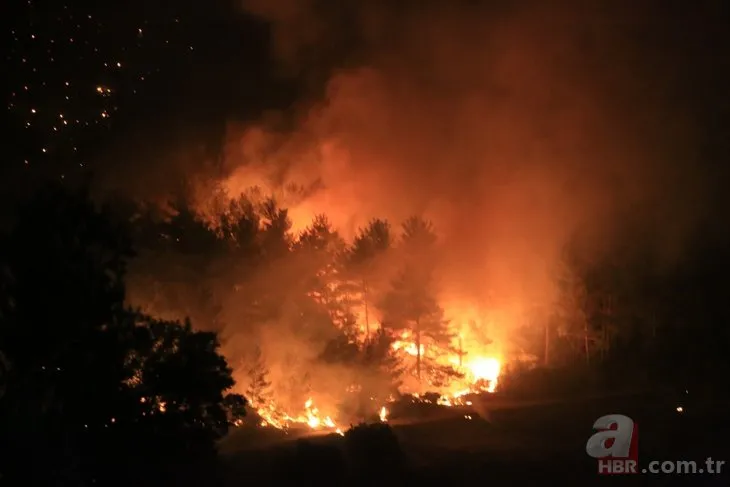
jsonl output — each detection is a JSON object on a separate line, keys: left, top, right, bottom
{"left": 118, "top": 0, "right": 699, "bottom": 441}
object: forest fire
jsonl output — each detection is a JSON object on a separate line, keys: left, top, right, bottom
{"left": 468, "top": 357, "right": 501, "bottom": 393}
{"left": 7, "top": 0, "right": 723, "bottom": 484}
{"left": 391, "top": 329, "right": 502, "bottom": 395}
{"left": 248, "top": 397, "right": 344, "bottom": 435}
{"left": 243, "top": 362, "right": 500, "bottom": 434}
{"left": 240, "top": 323, "right": 502, "bottom": 435}
{"left": 127, "top": 164, "right": 512, "bottom": 437}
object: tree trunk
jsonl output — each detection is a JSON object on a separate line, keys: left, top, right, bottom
{"left": 415, "top": 318, "right": 421, "bottom": 381}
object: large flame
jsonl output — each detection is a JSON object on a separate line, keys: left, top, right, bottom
{"left": 468, "top": 357, "right": 501, "bottom": 393}
{"left": 248, "top": 397, "right": 344, "bottom": 436}
{"left": 238, "top": 309, "right": 503, "bottom": 435}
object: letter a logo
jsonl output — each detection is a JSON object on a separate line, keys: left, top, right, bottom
{"left": 586, "top": 414, "right": 637, "bottom": 459}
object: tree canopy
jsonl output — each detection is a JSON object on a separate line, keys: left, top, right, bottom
{"left": 0, "top": 184, "right": 245, "bottom": 487}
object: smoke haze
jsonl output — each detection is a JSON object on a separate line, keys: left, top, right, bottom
{"left": 216, "top": 0, "right": 705, "bottom": 311}
{"left": 104, "top": 0, "right": 722, "bottom": 407}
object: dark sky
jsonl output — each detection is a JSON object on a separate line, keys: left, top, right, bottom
{"left": 4, "top": 0, "right": 278, "bottom": 209}
{"left": 3, "top": 0, "right": 729, "bottom": 231}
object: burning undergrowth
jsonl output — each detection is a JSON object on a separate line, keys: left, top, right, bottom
{"left": 231, "top": 322, "right": 503, "bottom": 435}
{"left": 124, "top": 191, "right": 510, "bottom": 437}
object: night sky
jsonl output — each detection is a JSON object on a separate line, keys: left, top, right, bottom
{"left": 3, "top": 0, "right": 730, "bottom": 228}
{"left": 4, "top": 0, "right": 276, "bottom": 211}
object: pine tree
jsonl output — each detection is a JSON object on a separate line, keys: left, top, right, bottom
{"left": 346, "top": 219, "right": 392, "bottom": 336}
{"left": 245, "top": 345, "right": 272, "bottom": 406}
{"left": 361, "top": 328, "right": 404, "bottom": 396}
{"left": 258, "top": 197, "right": 292, "bottom": 259}
{"left": 126, "top": 198, "right": 227, "bottom": 332}
{"left": 554, "top": 245, "right": 593, "bottom": 364}
{"left": 296, "top": 215, "right": 358, "bottom": 335}
{"left": 380, "top": 264, "right": 454, "bottom": 381}
{"left": 379, "top": 216, "right": 454, "bottom": 382}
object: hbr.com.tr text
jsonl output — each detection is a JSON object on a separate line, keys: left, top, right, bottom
{"left": 598, "top": 457, "right": 725, "bottom": 475}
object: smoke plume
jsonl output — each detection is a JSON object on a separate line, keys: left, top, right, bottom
{"left": 98, "top": 0, "right": 723, "bottom": 414}
{"left": 220, "top": 0, "right": 704, "bottom": 311}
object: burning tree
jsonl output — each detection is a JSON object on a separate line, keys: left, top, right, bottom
{"left": 295, "top": 214, "right": 358, "bottom": 333}
{"left": 245, "top": 345, "right": 272, "bottom": 406}
{"left": 380, "top": 264, "right": 455, "bottom": 381}
{"left": 361, "top": 328, "right": 404, "bottom": 397}
{"left": 378, "top": 216, "right": 458, "bottom": 383}
{"left": 346, "top": 219, "right": 393, "bottom": 336}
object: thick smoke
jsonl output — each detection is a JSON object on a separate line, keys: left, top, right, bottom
{"left": 222, "top": 0, "right": 704, "bottom": 314}
{"left": 114, "top": 1, "right": 715, "bottom": 409}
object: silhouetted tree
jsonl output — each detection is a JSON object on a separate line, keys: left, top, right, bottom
{"left": 380, "top": 264, "right": 453, "bottom": 381}
{"left": 360, "top": 328, "right": 404, "bottom": 401}
{"left": 296, "top": 214, "right": 356, "bottom": 332}
{"left": 400, "top": 216, "right": 436, "bottom": 253}
{"left": 0, "top": 184, "right": 245, "bottom": 487}
{"left": 220, "top": 194, "right": 261, "bottom": 255}
{"left": 127, "top": 198, "right": 227, "bottom": 331}
{"left": 297, "top": 214, "right": 343, "bottom": 253}
{"left": 204, "top": 195, "right": 291, "bottom": 364}
{"left": 379, "top": 217, "right": 455, "bottom": 382}
{"left": 258, "top": 197, "right": 292, "bottom": 259}
{"left": 319, "top": 331, "right": 361, "bottom": 366}
{"left": 553, "top": 245, "right": 593, "bottom": 365}
{"left": 346, "top": 219, "right": 392, "bottom": 335}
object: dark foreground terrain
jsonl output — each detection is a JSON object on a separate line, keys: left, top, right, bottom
{"left": 221, "top": 391, "right": 730, "bottom": 486}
